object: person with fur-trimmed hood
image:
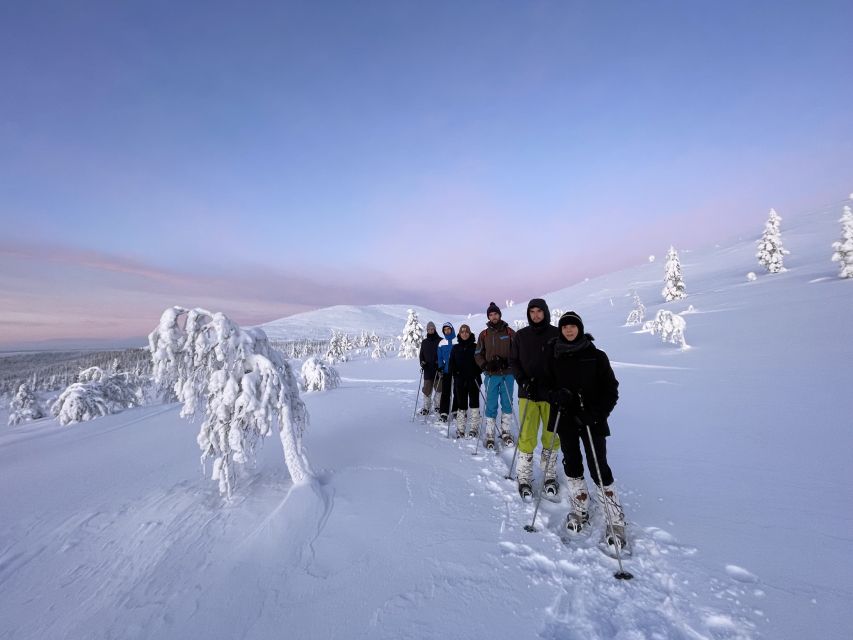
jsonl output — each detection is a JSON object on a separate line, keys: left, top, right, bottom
{"left": 474, "top": 302, "right": 516, "bottom": 449}
{"left": 436, "top": 322, "right": 456, "bottom": 423}
{"left": 544, "top": 311, "right": 627, "bottom": 550}
{"left": 509, "top": 298, "right": 561, "bottom": 499}
{"left": 418, "top": 321, "right": 442, "bottom": 415}
{"left": 448, "top": 324, "right": 482, "bottom": 438}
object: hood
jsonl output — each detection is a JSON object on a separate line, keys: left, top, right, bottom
{"left": 441, "top": 322, "right": 456, "bottom": 342}
{"left": 527, "top": 298, "right": 551, "bottom": 326}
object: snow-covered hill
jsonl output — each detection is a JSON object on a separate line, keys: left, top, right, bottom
{"left": 258, "top": 304, "right": 478, "bottom": 341}
{"left": 2, "top": 199, "right": 851, "bottom": 639}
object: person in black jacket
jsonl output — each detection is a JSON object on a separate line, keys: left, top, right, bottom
{"left": 545, "top": 311, "right": 627, "bottom": 548}
{"left": 448, "top": 324, "right": 482, "bottom": 438}
{"left": 509, "top": 298, "right": 561, "bottom": 498}
{"left": 418, "top": 322, "right": 441, "bottom": 415}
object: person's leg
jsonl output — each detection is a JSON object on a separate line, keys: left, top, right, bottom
{"left": 517, "top": 399, "right": 541, "bottom": 454}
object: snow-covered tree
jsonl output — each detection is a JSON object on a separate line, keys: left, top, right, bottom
{"left": 7, "top": 383, "right": 44, "bottom": 426}
{"left": 371, "top": 342, "right": 385, "bottom": 359}
{"left": 550, "top": 308, "right": 564, "bottom": 326}
{"left": 50, "top": 367, "right": 143, "bottom": 426}
{"left": 325, "top": 330, "right": 348, "bottom": 364}
{"left": 831, "top": 205, "right": 853, "bottom": 279}
{"left": 625, "top": 292, "right": 646, "bottom": 326}
{"left": 148, "top": 307, "right": 311, "bottom": 496}
{"left": 513, "top": 319, "right": 527, "bottom": 330}
{"left": 397, "top": 309, "right": 424, "bottom": 359}
{"left": 300, "top": 356, "right": 341, "bottom": 392}
{"left": 756, "top": 208, "right": 789, "bottom": 274}
{"left": 356, "top": 330, "right": 370, "bottom": 349}
{"left": 662, "top": 246, "right": 687, "bottom": 301}
{"left": 643, "top": 310, "right": 688, "bottom": 349}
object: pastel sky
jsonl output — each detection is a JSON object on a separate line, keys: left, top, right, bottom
{"left": 2, "top": 0, "right": 852, "bottom": 347}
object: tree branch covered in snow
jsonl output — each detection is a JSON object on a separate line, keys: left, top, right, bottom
{"left": 7, "top": 383, "right": 44, "bottom": 426}
{"left": 148, "top": 307, "right": 312, "bottom": 496}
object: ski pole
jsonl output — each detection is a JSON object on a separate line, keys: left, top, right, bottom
{"left": 424, "top": 369, "right": 440, "bottom": 424}
{"left": 446, "top": 374, "right": 453, "bottom": 439}
{"left": 579, "top": 404, "right": 633, "bottom": 580}
{"left": 472, "top": 376, "right": 489, "bottom": 456}
{"left": 411, "top": 369, "right": 424, "bottom": 422}
{"left": 476, "top": 380, "right": 502, "bottom": 452}
{"left": 524, "top": 410, "right": 561, "bottom": 533}
{"left": 506, "top": 396, "right": 530, "bottom": 480}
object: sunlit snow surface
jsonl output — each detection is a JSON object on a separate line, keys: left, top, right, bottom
{"left": 2, "top": 202, "right": 851, "bottom": 639}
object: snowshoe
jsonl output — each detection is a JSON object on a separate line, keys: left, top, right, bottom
{"left": 455, "top": 428, "right": 465, "bottom": 439}
{"left": 543, "top": 479, "right": 560, "bottom": 501}
{"left": 500, "top": 431, "right": 514, "bottom": 447}
{"left": 485, "top": 435, "right": 496, "bottom": 450}
{"left": 467, "top": 428, "right": 479, "bottom": 439}
{"left": 564, "top": 511, "right": 589, "bottom": 534}
{"left": 419, "top": 407, "right": 429, "bottom": 416}
{"left": 438, "top": 413, "right": 448, "bottom": 424}
{"left": 599, "top": 525, "right": 631, "bottom": 558}
{"left": 518, "top": 483, "right": 533, "bottom": 502}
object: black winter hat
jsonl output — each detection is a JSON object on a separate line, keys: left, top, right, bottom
{"left": 486, "top": 301, "right": 501, "bottom": 317}
{"left": 558, "top": 311, "right": 584, "bottom": 335}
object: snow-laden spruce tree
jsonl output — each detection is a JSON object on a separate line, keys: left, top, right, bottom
{"left": 7, "top": 383, "right": 44, "bottom": 426}
{"left": 550, "top": 308, "right": 564, "bottom": 326}
{"left": 50, "top": 367, "right": 143, "bottom": 426}
{"left": 625, "top": 292, "right": 646, "bottom": 326}
{"left": 513, "top": 319, "right": 527, "bottom": 330}
{"left": 756, "top": 208, "right": 789, "bottom": 273}
{"left": 831, "top": 205, "right": 853, "bottom": 279}
{"left": 662, "top": 246, "right": 687, "bottom": 301}
{"left": 397, "top": 309, "right": 424, "bottom": 359}
{"left": 325, "top": 330, "right": 348, "bottom": 364}
{"left": 300, "top": 356, "right": 341, "bottom": 392}
{"left": 643, "top": 310, "right": 688, "bottom": 349}
{"left": 149, "top": 307, "right": 311, "bottom": 496}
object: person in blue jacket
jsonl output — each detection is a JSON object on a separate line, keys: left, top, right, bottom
{"left": 436, "top": 322, "right": 456, "bottom": 422}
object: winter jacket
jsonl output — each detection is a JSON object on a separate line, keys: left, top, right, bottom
{"left": 419, "top": 331, "right": 441, "bottom": 377}
{"left": 448, "top": 333, "right": 482, "bottom": 385}
{"left": 474, "top": 320, "right": 515, "bottom": 375}
{"left": 437, "top": 323, "right": 456, "bottom": 373}
{"left": 544, "top": 334, "right": 619, "bottom": 437}
{"left": 510, "top": 298, "right": 560, "bottom": 401}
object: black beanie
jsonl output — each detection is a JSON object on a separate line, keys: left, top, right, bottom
{"left": 486, "top": 301, "right": 501, "bottom": 317}
{"left": 558, "top": 311, "right": 584, "bottom": 335}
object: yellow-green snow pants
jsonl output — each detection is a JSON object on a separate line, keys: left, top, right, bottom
{"left": 518, "top": 398, "right": 559, "bottom": 454}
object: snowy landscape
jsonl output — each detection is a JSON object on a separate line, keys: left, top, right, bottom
{"left": 2, "top": 199, "right": 851, "bottom": 639}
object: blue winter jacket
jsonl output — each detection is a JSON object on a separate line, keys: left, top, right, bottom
{"left": 437, "top": 323, "right": 456, "bottom": 373}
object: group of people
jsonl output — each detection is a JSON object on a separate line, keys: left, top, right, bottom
{"left": 417, "top": 300, "right": 627, "bottom": 547}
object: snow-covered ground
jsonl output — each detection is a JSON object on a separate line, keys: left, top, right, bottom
{"left": 2, "top": 201, "right": 851, "bottom": 639}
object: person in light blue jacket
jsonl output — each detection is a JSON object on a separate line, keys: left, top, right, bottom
{"left": 436, "top": 322, "right": 456, "bottom": 422}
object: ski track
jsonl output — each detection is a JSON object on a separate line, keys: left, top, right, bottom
{"left": 394, "top": 382, "right": 761, "bottom": 639}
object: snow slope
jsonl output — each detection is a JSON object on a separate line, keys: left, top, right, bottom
{"left": 2, "top": 199, "right": 851, "bottom": 639}
{"left": 259, "top": 304, "right": 480, "bottom": 341}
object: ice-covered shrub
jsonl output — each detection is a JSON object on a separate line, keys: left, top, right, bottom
{"left": 625, "top": 293, "right": 646, "bottom": 326}
{"left": 149, "top": 307, "right": 311, "bottom": 497}
{"left": 325, "top": 330, "right": 348, "bottom": 364}
{"left": 643, "top": 310, "right": 688, "bottom": 349}
{"left": 7, "top": 383, "right": 44, "bottom": 426}
{"left": 301, "top": 357, "right": 341, "bottom": 392}
{"left": 50, "top": 367, "right": 143, "bottom": 426}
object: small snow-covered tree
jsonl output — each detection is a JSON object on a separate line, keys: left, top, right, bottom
{"left": 756, "top": 208, "right": 789, "bottom": 274}
{"left": 625, "top": 292, "right": 646, "bottom": 326}
{"left": 148, "top": 307, "right": 311, "bottom": 496}
{"left": 50, "top": 367, "right": 143, "bottom": 426}
{"left": 550, "top": 308, "right": 564, "bottom": 326}
{"left": 357, "top": 330, "right": 370, "bottom": 349}
{"left": 371, "top": 342, "right": 385, "bottom": 359}
{"left": 662, "top": 246, "right": 687, "bottom": 301}
{"left": 300, "top": 356, "right": 341, "bottom": 392}
{"left": 397, "top": 309, "right": 424, "bottom": 359}
{"left": 643, "top": 310, "right": 688, "bottom": 349}
{"left": 7, "top": 383, "right": 44, "bottom": 426}
{"left": 831, "top": 205, "right": 853, "bottom": 279}
{"left": 325, "top": 330, "right": 348, "bottom": 364}
{"left": 513, "top": 319, "right": 527, "bottom": 330}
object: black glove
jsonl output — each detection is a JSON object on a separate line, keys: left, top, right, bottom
{"left": 520, "top": 378, "right": 537, "bottom": 399}
{"left": 550, "top": 387, "right": 574, "bottom": 410}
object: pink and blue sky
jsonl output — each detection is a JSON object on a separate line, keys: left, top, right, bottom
{"left": 2, "top": 0, "right": 852, "bottom": 348}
